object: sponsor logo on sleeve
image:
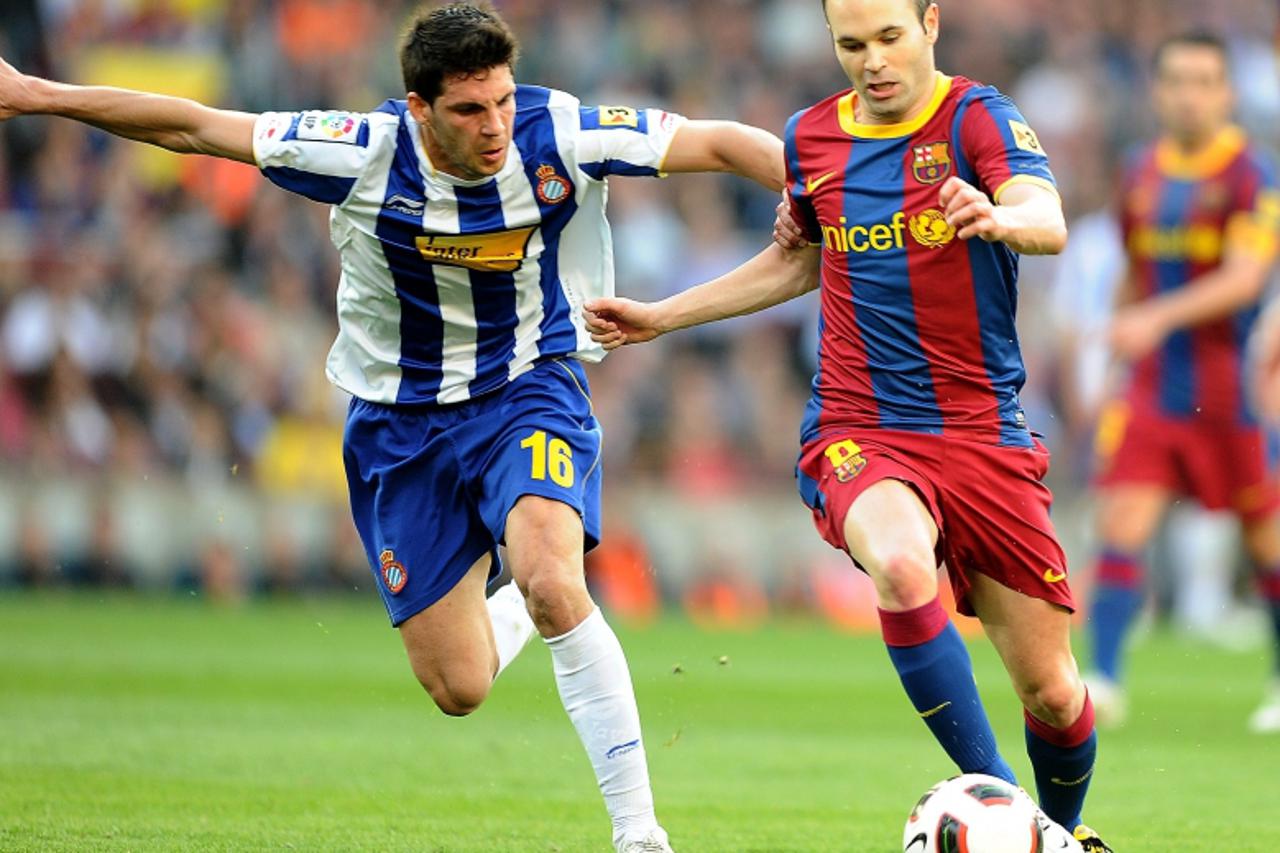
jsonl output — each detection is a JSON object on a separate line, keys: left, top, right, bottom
{"left": 256, "top": 113, "right": 292, "bottom": 141}
{"left": 1009, "top": 119, "right": 1044, "bottom": 154}
{"left": 296, "top": 112, "right": 361, "bottom": 144}
{"left": 598, "top": 105, "right": 639, "bottom": 128}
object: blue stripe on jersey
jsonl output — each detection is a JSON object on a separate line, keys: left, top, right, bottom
{"left": 260, "top": 166, "right": 356, "bottom": 204}
{"left": 783, "top": 110, "right": 823, "bottom": 242}
{"left": 514, "top": 87, "right": 580, "bottom": 359}
{"left": 800, "top": 315, "right": 827, "bottom": 446}
{"left": 1154, "top": 179, "right": 1196, "bottom": 416}
{"left": 1236, "top": 303, "right": 1260, "bottom": 425}
{"left": 844, "top": 139, "right": 942, "bottom": 434}
{"left": 579, "top": 160, "right": 660, "bottom": 180}
{"left": 950, "top": 99, "right": 1032, "bottom": 447}
{"left": 375, "top": 112, "right": 445, "bottom": 403}
{"left": 454, "top": 180, "right": 519, "bottom": 398}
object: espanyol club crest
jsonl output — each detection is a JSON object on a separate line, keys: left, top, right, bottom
{"left": 535, "top": 163, "right": 571, "bottom": 205}
{"left": 912, "top": 142, "right": 951, "bottom": 185}
{"left": 379, "top": 549, "right": 408, "bottom": 594}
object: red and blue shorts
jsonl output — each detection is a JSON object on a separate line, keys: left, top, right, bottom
{"left": 1094, "top": 401, "right": 1280, "bottom": 523}
{"left": 796, "top": 429, "right": 1073, "bottom": 616}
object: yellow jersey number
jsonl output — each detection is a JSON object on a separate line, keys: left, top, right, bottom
{"left": 520, "top": 429, "right": 574, "bottom": 488}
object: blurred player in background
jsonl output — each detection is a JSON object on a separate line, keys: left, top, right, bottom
{"left": 0, "top": 3, "right": 789, "bottom": 849}
{"left": 1085, "top": 31, "right": 1280, "bottom": 735}
{"left": 585, "top": 0, "right": 1110, "bottom": 848}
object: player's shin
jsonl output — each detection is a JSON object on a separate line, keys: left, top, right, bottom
{"left": 1024, "top": 693, "right": 1097, "bottom": 831}
{"left": 546, "top": 607, "right": 659, "bottom": 846}
{"left": 879, "top": 597, "right": 1017, "bottom": 784}
{"left": 1087, "top": 550, "right": 1145, "bottom": 683}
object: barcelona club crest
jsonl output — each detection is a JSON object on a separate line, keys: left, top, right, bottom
{"left": 379, "top": 549, "right": 408, "bottom": 595}
{"left": 912, "top": 142, "right": 951, "bottom": 185}
{"left": 535, "top": 164, "right": 571, "bottom": 205}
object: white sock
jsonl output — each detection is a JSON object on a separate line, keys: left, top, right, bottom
{"left": 487, "top": 580, "right": 536, "bottom": 679}
{"left": 546, "top": 607, "right": 658, "bottom": 845}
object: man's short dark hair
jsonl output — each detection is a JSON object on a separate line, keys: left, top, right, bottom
{"left": 820, "top": 0, "right": 933, "bottom": 25}
{"left": 400, "top": 2, "right": 520, "bottom": 103}
{"left": 1152, "top": 30, "right": 1229, "bottom": 75}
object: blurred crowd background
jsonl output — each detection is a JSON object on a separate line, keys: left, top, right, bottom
{"left": 1, "top": 0, "right": 1278, "bottom": 632}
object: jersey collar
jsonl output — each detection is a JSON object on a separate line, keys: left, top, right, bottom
{"left": 838, "top": 72, "right": 952, "bottom": 139}
{"left": 1154, "top": 125, "right": 1246, "bottom": 181}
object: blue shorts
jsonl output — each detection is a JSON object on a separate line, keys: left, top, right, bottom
{"left": 343, "top": 358, "right": 603, "bottom": 626}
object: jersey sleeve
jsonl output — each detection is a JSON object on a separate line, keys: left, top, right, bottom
{"left": 959, "top": 91, "right": 1057, "bottom": 204}
{"left": 252, "top": 110, "right": 379, "bottom": 205}
{"left": 575, "top": 105, "right": 687, "bottom": 180}
{"left": 1225, "top": 152, "right": 1280, "bottom": 262}
{"left": 783, "top": 110, "right": 823, "bottom": 244}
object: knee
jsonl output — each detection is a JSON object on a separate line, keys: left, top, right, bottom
{"left": 417, "top": 671, "right": 491, "bottom": 717}
{"left": 522, "top": 570, "right": 590, "bottom": 634}
{"left": 873, "top": 550, "right": 938, "bottom": 610}
{"left": 1020, "top": 671, "right": 1086, "bottom": 728}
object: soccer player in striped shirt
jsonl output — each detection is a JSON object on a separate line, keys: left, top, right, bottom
{"left": 585, "top": 0, "right": 1111, "bottom": 849}
{"left": 1087, "top": 32, "right": 1280, "bottom": 735}
{"left": 0, "top": 4, "right": 787, "bottom": 850}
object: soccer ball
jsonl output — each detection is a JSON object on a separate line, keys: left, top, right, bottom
{"left": 902, "top": 774, "right": 1045, "bottom": 853}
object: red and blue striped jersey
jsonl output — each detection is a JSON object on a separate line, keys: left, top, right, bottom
{"left": 1119, "top": 126, "right": 1280, "bottom": 424}
{"left": 785, "top": 73, "right": 1056, "bottom": 448}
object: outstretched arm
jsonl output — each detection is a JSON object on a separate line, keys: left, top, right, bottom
{"left": 0, "top": 56, "right": 256, "bottom": 163}
{"left": 584, "top": 243, "right": 820, "bottom": 349}
{"left": 661, "top": 120, "right": 785, "bottom": 192}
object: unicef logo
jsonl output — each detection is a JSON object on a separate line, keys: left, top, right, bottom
{"left": 908, "top": 208, "right": 956, "bottom": 249}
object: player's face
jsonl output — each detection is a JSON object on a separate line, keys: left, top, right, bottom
{"left": 824, "top": 0, "right": 939, "bottom": 124}
{"left": 411, "top": 64, "right": 516, "bottom": 181}
{"left": 1152, "top": 45, "right": 1233, "bottom": 146}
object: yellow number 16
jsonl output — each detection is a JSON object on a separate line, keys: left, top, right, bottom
{"left": 520, "top": 430, "right": 574, "bottom": 488}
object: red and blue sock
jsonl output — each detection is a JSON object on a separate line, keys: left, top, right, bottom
{"left": 1088, "top": 550, "right": 1144, "bottom": 681}
{"left": 1025, "top": 693, "right": 1097, "bottom": 831}
{"left": 880, "top": 597, "right": 1016, "bottom": 784}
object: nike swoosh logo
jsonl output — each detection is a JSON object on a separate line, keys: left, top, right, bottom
{"left": 919, "top": 700, "right": 951, "bottom": 719}
{"left": 904, "top": 832, "right": 928, "bottom": 852}
{"left": 806, "top": 171, "right": 837, "bottom": 193}
{"left": 1043, "top": 568, "right": 1067, "bottom": 583}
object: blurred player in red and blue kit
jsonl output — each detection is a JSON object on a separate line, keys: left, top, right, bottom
{"left": 1086, "top": 31, "right": 1280, "bottom": 734}
{"left": 585, "top": 0, "right": 1110, "bottom": 848}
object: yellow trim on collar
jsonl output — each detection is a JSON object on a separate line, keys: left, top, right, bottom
{"left": 1155, "top": 126, "right": 1246, "bottom": 181}
{"left": 837, "top": 72, "right": 952, "bottom": 139}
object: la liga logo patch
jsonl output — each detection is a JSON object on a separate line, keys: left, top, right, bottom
{"left": 379, "top": 549, "right": 408, "bottom": 594}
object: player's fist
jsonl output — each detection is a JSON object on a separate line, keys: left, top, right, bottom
{"left": 583, "top": 297, "right": 664, "bottom": 350}
{"left": 939, "top": 176, "right": 1005, "bottom": 242}
{"left": 0, "top": 57, "right": 37, "bottom": 121}
{"left": 773, "top": 191, "right": 809, "bottom": 250}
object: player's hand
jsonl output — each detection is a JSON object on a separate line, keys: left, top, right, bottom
{"left": 1108, "top": 303, "right": 1169, "bottom": 361}
{"left": 583, "top": 297, "right": 664, "bottom": 350}
{"left": 939, "top": 176, "right": 1006, "bottom": 242}
{"left": 773, "top": 192, "right": 809, "bottom": 250}
{"left": 0, "top": 56, "right": 38, "bottom": 121}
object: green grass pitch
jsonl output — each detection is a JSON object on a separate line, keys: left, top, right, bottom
{"left": 0, "top": 593, "right": 1275, "bottom": 851}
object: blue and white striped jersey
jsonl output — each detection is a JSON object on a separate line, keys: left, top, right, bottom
{"left": 252, "top": 85, "right": 685, "bottom": 405}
